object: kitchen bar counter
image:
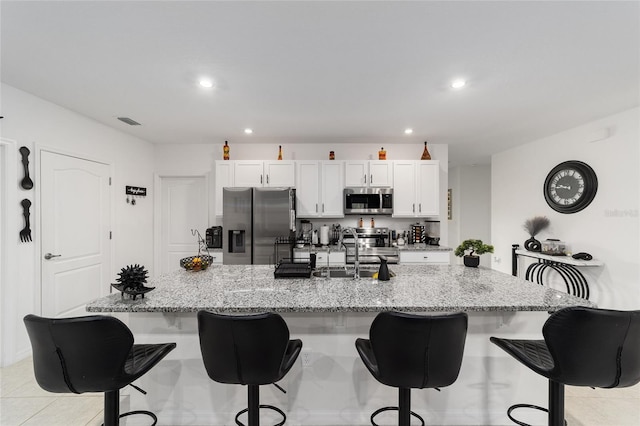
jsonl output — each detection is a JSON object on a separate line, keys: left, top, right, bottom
{"left": 86, "top": 264, "right": 592, "bottom": 313}
{"left": 86, "top": 265, "right": 593, "bottom": 425}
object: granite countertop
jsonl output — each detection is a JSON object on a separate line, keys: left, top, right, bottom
{"left": 86, "top": 265, "right": 594, "bottom": 314}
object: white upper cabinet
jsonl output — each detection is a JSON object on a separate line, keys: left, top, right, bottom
{"left": 392, "top": 161, "right": 418, "bottom": 216}
{"left": 264, "top": 161, "right": 296, "bottom": 187}
{"left": 392, "top": 160, "right": 439, "bottom": 217}
{"left": 320, "top": 161, "right": 345, "bottom": 217}
{"left": 295, "top": 161, "right": 321, "bottom": 217}
{"left": 214, "top": 161, "right": 234, "bottom": 216}
{"left": 296, "top": 161, "right": 344, "bottom": 218}
{"left": 344, "top": 160, "right": 392, "bottom": 187}
{"left": 417, "top": 161, "right": 439, "bottom": 216}
{"left": 233, "top": 160, "right": 295, "bottom": 187}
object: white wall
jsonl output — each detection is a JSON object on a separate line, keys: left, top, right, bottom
{"left": 154, "top": 142, "right": 450, "bottom": 246}
{"left": 492, "top": 108, "right": 639, "bottom": 309}
{"left": 0, "top": 83, "right": 156, "bottom": 366}
{"left": 450, "top": 165, "right": 492, "bottom": 266}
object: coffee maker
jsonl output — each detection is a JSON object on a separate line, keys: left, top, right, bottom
{"left": 425, "top": 220, "right": 440, "bottom": 246}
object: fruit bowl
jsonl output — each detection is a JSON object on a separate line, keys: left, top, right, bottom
{"left": 180, "top": 255, "right": 213, "bottom": 271}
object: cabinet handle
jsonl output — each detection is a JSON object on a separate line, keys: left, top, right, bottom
{"left": 370, "top": 174, "right": 373, "bottom": 184}
{"left": 315, "top": 203, "right": 318, "bottom": 212}
{"left": 322, "top": 203, "right": 325, "bottom": 213}
{"left": 419, "top": 203, "right": 422, "bottom": 213}
{"left": 413, "top": 203, "right": 415, "bottom": 213}
{"left": 260, "top": 175, "right": 263, "bottom": 184}
{"left": 423, "top": 256, "right": 428, "bottom": 259}
{"left": 266, "top": 175, "right": 269, "bottom": 184}
{"left": 364, "top": 174, "right": 367, "bottom": 184}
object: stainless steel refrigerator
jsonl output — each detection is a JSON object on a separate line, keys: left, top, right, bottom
{"left": 223, "top": 187, "right": 296, "bottom": 265}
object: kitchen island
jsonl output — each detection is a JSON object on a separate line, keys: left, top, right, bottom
{"left": 87, "top": 265, "right": 593, "bottom": 425}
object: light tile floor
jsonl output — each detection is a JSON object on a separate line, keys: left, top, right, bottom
{"left": 1, "top": 356, "right": 639, "bottom": 425}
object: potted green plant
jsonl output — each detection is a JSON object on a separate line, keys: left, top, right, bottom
{"left": 454, "top": 239, "right": 494, "bottom": 267}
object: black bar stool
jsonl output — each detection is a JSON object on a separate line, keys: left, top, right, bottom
{"left": 23, "top": 314, "right": 176, "bottom": 426}
{"left": 197, "top": 311, "right": 302, "bottom": 426}
{"left": 491, "top": 306, "right": 640, "bottom": 426}
{"left": 355, "top": 311, "right": 468, "bottom": 426}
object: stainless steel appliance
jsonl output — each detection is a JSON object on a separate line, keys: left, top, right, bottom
{"left": 425, "top": 220, "right": 441, "bottom": 245}
{"left": 342, "top": 227, "right": 399, "bottom": 264}
{"left": 343, "top": 188, "right": 393, "bottom": 215}
{"left": 223, "top": 187, "right": 296, "bottom": 265}
{"left": 206, "top": 226, "right": 223, "bottom": 248}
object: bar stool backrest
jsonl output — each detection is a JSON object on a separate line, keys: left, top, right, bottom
{"left": 543, "top": 306, "right": 640, "bottom": 388}
{"left": 23, "top": 314, "right": 134, "bottom": 393}
{"left": 198, "top": 311, "right": 291, "bottom": 385}
{"left": 369, "top": 311, "right": 468, "bottom": 389}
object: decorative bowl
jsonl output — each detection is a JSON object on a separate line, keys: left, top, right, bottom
{"left": 180, "top": 255, "right": 213, "bottom": 271}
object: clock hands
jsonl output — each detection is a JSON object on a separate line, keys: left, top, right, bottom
{"left": 555, "top": 184, "right": 571, "bottom": 190}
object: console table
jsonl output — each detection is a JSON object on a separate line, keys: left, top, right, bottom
{"left": 511, "top": 244, "right": 603, "bottom": 300}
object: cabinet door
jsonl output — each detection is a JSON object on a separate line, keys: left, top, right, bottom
{"left": 344, "top": 161, "right": 367, "bottom": 186}
{"left": 321, "top": 161, "right": 344, "bottom": 217}
{"left": 296, "top": 161, "right": 321, "bottom": 217}
{"left": 369, "top": 161, "right": 393, "bottom": 187}
{"left": 265, "top": 161, "right": 295, "bottom": 187}
{"left": 214, "top": 161, "right": 234, "bottom": 216}
{"left": 417, "top": 161, "right": 439, "bottom": 216}
{"left": 234, "top": 161, "right": 264, "bottom": 186}
{"left": 392, "top": 161, "right": 417, "bottom": 217}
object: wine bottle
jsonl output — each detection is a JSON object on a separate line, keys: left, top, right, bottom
{"left": 223, "top": 141, "right": 230, "bottom": 160}
{"left": 278, "top": 145, "right": 283, "bottom": 160}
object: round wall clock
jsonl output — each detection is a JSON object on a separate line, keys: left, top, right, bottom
{"left": 543, "top": 160, "right": 598, "bottom": 214}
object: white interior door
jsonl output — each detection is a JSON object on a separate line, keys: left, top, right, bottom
{"left": 160, "top": 176, "right": 208, "bottom": 274}
{"left": 41, "top": 151, "right": 111, "bottom": 318}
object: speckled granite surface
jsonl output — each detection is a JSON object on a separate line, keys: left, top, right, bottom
{"left": 86, "top": 265, "right": 594, "bottom": 313}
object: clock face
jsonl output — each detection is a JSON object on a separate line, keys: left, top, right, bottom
{"left": 544, "top": 161, "right": 597, "bottom": 214}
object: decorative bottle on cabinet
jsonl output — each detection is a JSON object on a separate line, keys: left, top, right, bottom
{"left": 378, "top": 147, "right": 386, "bottom": 160}
{"left": 421, "top": 141, "right": 431, "bottom": 160}
{"left": 278, "top": 145, "right": 283, "bottom": 160}
{"left": 223, "top": 141, "right": 230, "bottom": 160}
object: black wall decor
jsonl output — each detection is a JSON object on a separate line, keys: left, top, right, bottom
{"left": 19, "top": 146, "right": 33, "bottom": 190}
{"left": 19, "top": 199, "right": 32, "bottom": 242}
{"left": 544, "top": 161, "right": 598, "bottom": 214}
{"left": 126, "top": 186, "right": 147, "bottom": 196}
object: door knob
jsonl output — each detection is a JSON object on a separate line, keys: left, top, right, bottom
{"left": 44, "top": 253, "right": 61, "bottom": 260}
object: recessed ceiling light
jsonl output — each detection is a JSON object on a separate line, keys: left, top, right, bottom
{"left": 199, "top": 79, "right": 214, "bottom": 88}
{"left": 404, "top": 128, "right": 413, "bottom": 135}
{"left": 451, "top": 79, "right": 466, "bottom": 89}
{"left": 244, "top": 128, "right": 253, "bottom": 134}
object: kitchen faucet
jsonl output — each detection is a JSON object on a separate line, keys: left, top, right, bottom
{"left": 343, "top": 227, "right": 360, "bottom": 279}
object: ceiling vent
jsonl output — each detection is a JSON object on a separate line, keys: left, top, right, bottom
{"left": 117, "top": 117, "right": 141, "bottom": 126}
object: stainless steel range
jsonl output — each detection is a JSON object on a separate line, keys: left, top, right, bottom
{"left": 342, "top": 227, "right": 399, "bottom": 264}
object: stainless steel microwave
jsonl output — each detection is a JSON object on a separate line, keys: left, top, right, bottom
{"left": 344, "top": 188, "right": 393, "bottom": 215}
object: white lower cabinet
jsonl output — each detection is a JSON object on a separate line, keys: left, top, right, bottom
{"left": 399, "top": 250, "right": 450, "bottom": 264}
{"left": 209, "top": 252, "right": 223, "bottom": 265}
{"left": 293, "top": 249, "right": 345, "bottom": 266}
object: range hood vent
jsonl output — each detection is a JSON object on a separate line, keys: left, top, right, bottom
{"left": 117, "top": 117, "right": 141, "bottom": 126}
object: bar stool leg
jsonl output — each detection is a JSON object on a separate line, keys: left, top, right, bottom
{"left": 104, "top": 390, "right": 119, "bottom": 426}
{"left": 548, "top": 381, "right": 565, "bottom": 426}
{"left": 398, "top": 388, "right": 411, "bottom": 426}
{"left": 247, "top": 385, "right": 260, "bottom": 426}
